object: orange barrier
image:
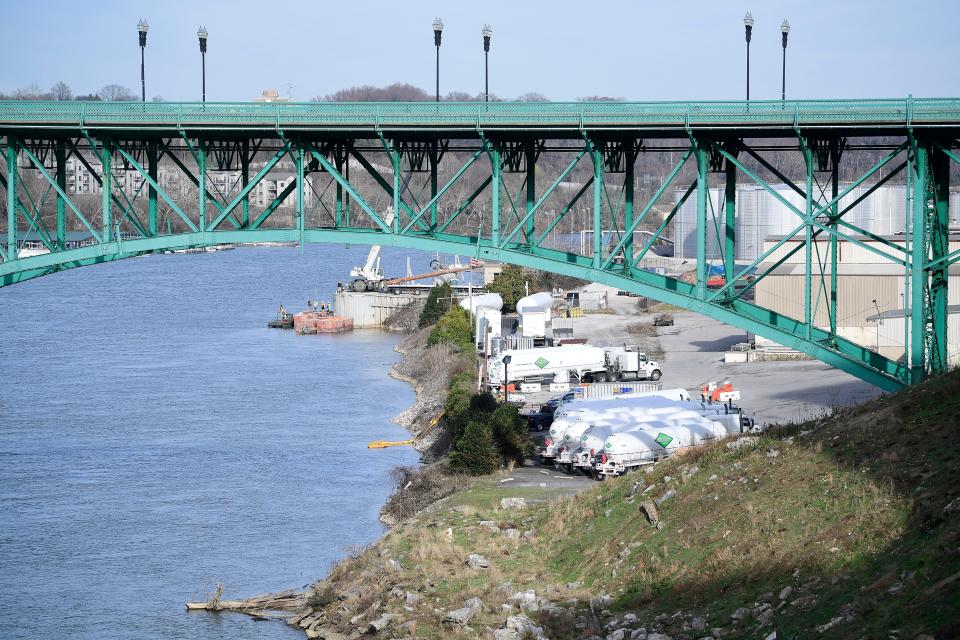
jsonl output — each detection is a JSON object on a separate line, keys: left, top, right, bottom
{"left": 316, "top": 316, "right": 354, "bottom": 333}
{"left": 294, "top": 312, "right": 354, "bottom": 333}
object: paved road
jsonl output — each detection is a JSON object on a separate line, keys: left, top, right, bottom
{"left": 523, "top": 294, "right": 881, "bottom": 427}
{"left": 496, "top": 460, "right": 596, "bottom": 496}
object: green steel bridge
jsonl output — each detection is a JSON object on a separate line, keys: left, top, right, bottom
{"left": 2, "top": 98, "right": 959, "bottom": 391}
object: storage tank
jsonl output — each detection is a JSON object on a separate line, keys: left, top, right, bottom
{"left": 475, "top": 306, "right": 502, "bottom": 346}
{"left": 603, "top": 418, "right": 728, "bottom": 461}
{"left": 675, "top": 183, "right": 912, "bottom": 261}
{"left": 515, "top": 292, "right": 553, "bottom": 314}
{"left": 459, "top": 293, "right": 504, "bottom": 313}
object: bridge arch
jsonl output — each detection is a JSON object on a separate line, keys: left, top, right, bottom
{"left": 0, "top": 228, "right": 905, "bottom": 391}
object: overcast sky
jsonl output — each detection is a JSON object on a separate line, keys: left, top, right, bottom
{"left": 4, "top": 0, "right": 958, "bottom": 102}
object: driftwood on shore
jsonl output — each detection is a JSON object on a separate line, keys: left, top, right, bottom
{"left": 185, "top": 588, "right": 305, "bottom": 615}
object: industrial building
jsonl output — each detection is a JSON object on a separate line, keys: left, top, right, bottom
{"left": 753, "top": 235, "right": 960, "bottom": 366}
{"left": 674, "top": 183, "right": 960, "bottom": 261}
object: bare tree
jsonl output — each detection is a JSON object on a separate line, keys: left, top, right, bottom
{"left": 98, "top": 84, "right": 136, "bottom": 101}
{"left": 516, "top": 92, "right": 549, "bottom": 102}
{"left": 577, "top": 95, "right": 625, "bottom": 102}
{"left": 317, "top": 82, "right": 431, "bottom": 102}
{"left": 151, "top": 95, "right": 165, "bottom": 102}
{"left": 50, "top": 81, "right": 73, "bottom": 101}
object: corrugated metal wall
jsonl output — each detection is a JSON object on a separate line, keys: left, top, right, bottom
{"left": 873, "top": 313, "right": 960, "bottom": 366}
{"left": 755, "top": 273, "right": 960, "bottom": 328}
{"left": 333, "top": 291, "right": 421, "bottom": 328}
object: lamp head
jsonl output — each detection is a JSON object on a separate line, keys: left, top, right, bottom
{"left": 198, "top": 26, "right": 208, "bottom": 53}
{"left": 433, "top": 17, "right": 444, "bottom": 46}
{"left": 137, "top": 19, "right": 149, "bottom": 47}
{"left": 743, "top": 11, "right": 754, "bottom": 42}
{"left": 482, "top": 24, "right": 492, "bottom": 52}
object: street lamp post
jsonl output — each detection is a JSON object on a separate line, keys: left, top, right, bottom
{"left": 137, "top": 19, "right": 149, "bottom": 102}
{"left": 432, "top": 18, "right": 444, "bottom": 102}
{"left": 781, "top": 20, "right": 790, "bottom": 101}
{"left": 482, "top": 25, "right": 492, "bottom": 102}
{"left": 743, "top": 12, "right": 753, "bottom": 100}
{"left": 502, "top": 355, "right": 512, "bottom": 403}
{"left": 198, "top": 26, "right": 208, "bottom": 102}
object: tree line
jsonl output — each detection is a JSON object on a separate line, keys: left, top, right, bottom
{"left": 0, "top": 81, "right": 153, "bottom": 102}
{"left": 0, "top": 80, "right": 616, "bottom": 104}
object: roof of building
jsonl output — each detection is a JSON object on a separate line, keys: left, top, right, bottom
{"left": 765, "top": 232, "right": 960, "bottom": 242}
{"left": 867, "top": 305, "right": 960, "bottom": 321}
{"left": 759, "top": 263, "right": 960, "bottom": 277}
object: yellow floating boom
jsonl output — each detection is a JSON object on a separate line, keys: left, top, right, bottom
{"left": 368, "top": 439, "right": 415, "bottom": 449}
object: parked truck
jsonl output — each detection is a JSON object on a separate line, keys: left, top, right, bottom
{"left": 487, "top": 344, "right": 662, "bottom": 386}
{"left": 602, "top": 346, "right": 662, "bottom": 382}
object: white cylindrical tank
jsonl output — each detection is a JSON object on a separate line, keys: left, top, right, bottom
{"left": 515, "top": 292, "right": 553, "bottom": 314}
{"left": 554, "top": 390, "right": 693, "bottom": 421}
{"left": 460, "top": 293, "right": 504, "bottom": 313}
{"left": 578, "top": 412, "right": 711, "bottom": 455}
{"left": 603, "top": 418, "right": 728, "bottom": 463}
{"left": 474, "top": 306, "right": 502, "bottom": 345}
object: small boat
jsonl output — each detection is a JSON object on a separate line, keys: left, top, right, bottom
{"left": 267, "top": 312, "right": 294, "bottom": 329}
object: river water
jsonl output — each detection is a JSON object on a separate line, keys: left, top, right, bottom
{"left": 0, "top": 245, "right": 438, "bottom": 639}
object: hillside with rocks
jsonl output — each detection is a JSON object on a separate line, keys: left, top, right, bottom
{"left": 279, "top": 368, "right": 960, "bottom": 639}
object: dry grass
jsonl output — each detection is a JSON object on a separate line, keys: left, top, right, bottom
{"left": 381, "top": 464, "right": 471, "bottom": 524}
{"left": 307, "top": 371, "right": 960, "bottom": 639}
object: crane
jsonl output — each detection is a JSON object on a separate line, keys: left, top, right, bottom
{"left": 348, "top": 208, "right": 395, "bottom": 291}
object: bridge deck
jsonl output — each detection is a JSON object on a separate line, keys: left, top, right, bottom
{"left": 1, "top": 98, "right": 958, "bottom": 135}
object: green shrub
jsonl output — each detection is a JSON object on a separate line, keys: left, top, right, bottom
{"left": 489, "top": 403, "right": 534, "bottom": 463}
{"left": 427, "top": 306, "right": 473, "bottom": 352}
{"left": 418, "top": 282, "right": 453, "bottom": 328}
{"left": 448, "top": 420, "right": 500, "bottom": 475}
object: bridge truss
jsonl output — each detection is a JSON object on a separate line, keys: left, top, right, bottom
{"left": 2, "top": 99, "right": 959, "bottom": 390}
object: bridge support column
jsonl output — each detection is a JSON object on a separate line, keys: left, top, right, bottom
{"left": 240, "top": 140, "right": 249, "bottom": 228}
{"left": 829, "top": 139, "right": 842, "bottom": 338}
{"left": 430, "top": 142, "right": 438, "bottom": 230}
{"left": 335, "top": 148, "right": 344, "bottom": 228}
{"left": 723, "top": 151, "right": 736, "bottom": 286}
{"left": 6, "top": 138, "right": 17, "bottom": 259}
{"left": 624, "top": 143, "right": 635, "bottom": 266}
{"left": 147, "top": 142, "right": 158, "bottom": 236}
{"left": 343, "top": 147, "right": 351, "bottom": 227}
{"left": 909, "top": 143, "right": 928, "bottom": 384}
{"left": 491, "top": 143, "right": 501, "bottom": 246}
{"left": 695, "top": 142, "right": 708, "bottom": 299}
{"left": 390, "top": 141, "right": 401, "bottom": 233}
{"left": 930, "top": 145, "right": 950, "bottom": 373}
{"left": 296, "top": 144, "right": 305, "bottom": 248}
{"left": 197, "top": 137, "right": 207, "bottom": 232}
{"left": 55, "top": 140, "right": 66, "bottom": 250}
{"left": 802, "top": 141, "right": 814, "bottom": 340}
{"left": 591, "top": 142, "right": 603, "bottom": 269}
{"left": 100, "top": 140, "right": 112, "bottom": 243}
{"left": 525, "top": 143, "right": 536, "bottom": 243}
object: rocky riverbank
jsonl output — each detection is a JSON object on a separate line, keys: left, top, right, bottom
{"left": 215, "top": 367, "right": 960, "bottom": 639}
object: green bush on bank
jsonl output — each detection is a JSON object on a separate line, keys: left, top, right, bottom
{"left": 418, "top": 282, "right": 453, "bottom": 328}
{"left": 444, "top": 384, "right": 533, "bottom": 475}
{"left": 427, "top": 306, "right": 473, "bottom": 353}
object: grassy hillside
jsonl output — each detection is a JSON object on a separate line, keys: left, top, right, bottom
{"left": 296, "top": 370, "right": 960, "bottom": 639}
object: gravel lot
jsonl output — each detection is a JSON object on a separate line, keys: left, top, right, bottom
{"left": 521, "top": 294, "right": 882, "bottom": 427}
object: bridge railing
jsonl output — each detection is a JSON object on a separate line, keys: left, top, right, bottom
{"left": 0, "top": 98, "right": 958, "bottom": 129}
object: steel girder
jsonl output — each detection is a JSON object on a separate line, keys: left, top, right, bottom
{"left": 2, "top": 117, "right": 958, "bottom": 391}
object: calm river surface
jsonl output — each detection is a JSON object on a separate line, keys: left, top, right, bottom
{"left": 0, "top": 244, "right": 436, "bottom": 639}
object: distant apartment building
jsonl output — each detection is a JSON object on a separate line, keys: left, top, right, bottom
{"left": 18, "top": 152, "right": 303, "bottom": 209}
